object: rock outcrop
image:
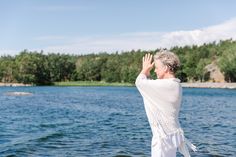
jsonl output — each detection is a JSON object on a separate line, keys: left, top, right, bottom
{"left": 205, "top": 61, "right": 225, "bottom": 83}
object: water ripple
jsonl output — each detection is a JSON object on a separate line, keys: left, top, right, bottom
{"left": 0, "top": 87, "right": 235, "bottom": 156}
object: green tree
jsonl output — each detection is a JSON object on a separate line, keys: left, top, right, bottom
{"left": 101, "top": 55, "right": 121, "bottom": 82}
{"left": 218, "top": 44, "right": 236, "bottom": 82}
{"left": 0, "top": 56, "right": 15, "bottom": 82}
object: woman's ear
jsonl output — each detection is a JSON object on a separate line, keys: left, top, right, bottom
{"left": 164, "top": 65, "right": 169, "bottom": 72}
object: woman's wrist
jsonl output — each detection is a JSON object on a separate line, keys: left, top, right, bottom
{"left": 141, "top": 69, "right": 150, "bottom": 76}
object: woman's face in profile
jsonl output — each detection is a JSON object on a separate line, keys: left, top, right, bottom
{"left": 154, "top": 60, "right": 167, "bottom": 79}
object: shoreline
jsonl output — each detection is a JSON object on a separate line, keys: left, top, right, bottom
{"left": 1, "top": 82, "right": 236, "bottom": 89}
{"left": 0, "top": 83, "right": 32, "bottom": 87}
{"left": 53, "top": 81, "right": 134, "bottom": 87}
{"left": 181, "top": 82, "right": 236, "bottom": 89}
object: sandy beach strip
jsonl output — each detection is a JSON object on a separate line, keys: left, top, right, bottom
{"left": 181, "top": 82, "right": 236, "bottom": 89}
{"left": 0, "top": 83, "right": 32, "bottom": 87}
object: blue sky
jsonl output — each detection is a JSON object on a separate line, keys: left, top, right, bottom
{"left": 1, "top": 0, "right": 236, "bottom": 55}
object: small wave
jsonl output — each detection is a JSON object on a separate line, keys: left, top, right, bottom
{"left": 5, "top": 92, "right": 33, "bottom": 96}
{"left": 36, "top": 132, "right": 64, "bottom": 142}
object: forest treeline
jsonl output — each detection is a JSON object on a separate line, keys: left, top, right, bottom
{"left": 0, "top": 39, "right": 236, "bottom": 85}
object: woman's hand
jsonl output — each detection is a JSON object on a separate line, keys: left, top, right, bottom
{"left": 141, "top": 53, "right": 155, "bottom": 76}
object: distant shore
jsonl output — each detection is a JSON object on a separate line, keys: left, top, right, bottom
{"left": 1, "top": 82, "right": 236, "bottom": 89}
{"left": 181, "top": 82, "right": 236, "bottom": 89}
{"left": 0, "top": 83, "right": 32, "bottom": 87}
{"left": 54, "top": 81, "right": 134, "bottom": 87}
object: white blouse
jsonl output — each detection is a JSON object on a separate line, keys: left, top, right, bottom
{"left": 135, "top": 74, "right": 197, "bottom": 157}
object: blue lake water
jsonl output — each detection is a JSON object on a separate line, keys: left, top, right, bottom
{"left": 0, "top": 86, "right": 235, "bottom": 157}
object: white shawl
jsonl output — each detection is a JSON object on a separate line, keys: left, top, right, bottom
{"left": 136, "top": 74, "right": 197, "bottom": 157}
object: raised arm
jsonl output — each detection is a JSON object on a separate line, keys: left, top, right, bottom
{"left": 140, "top": 53, "right": 154, "bottom": 77}
{"left": 135, "top": 53, "right": 159, "bottom": 98}
{"left": 135, "top": 53, "right": 170, "bottom": 102}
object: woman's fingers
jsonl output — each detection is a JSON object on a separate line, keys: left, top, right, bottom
{"left": 146, "top": 53, "right": 149, "bottom": 61}
{"left": 143, "top": 53, "right": 153, "bottom": 63}
{"left": 144, "top": 54, "right": 147, "bottom": 62}
{"left": 144, "top": 53, "right": 150, "bottom": 61}
{"left": 149, "top": 54, "right": 152, "bottom": 61}
{"left": 147, "top": 53, "right": 152, "bottom": 62}
{"left": 151, "top": 62, "right": 155, "bottom": 67}
{"left": 142, "top": 53, "right": 154, "bottom": 72}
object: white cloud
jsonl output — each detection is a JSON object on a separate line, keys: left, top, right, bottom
{"left": 1, "top": 18, "right": 236, "bottom": 55}
{"left": 0, "top": 49, "right": 19, "bottom": 56}
{"left": 43, "top": 18, "right": 236, "bottom": 54}
{"left": 44, "top": 33, "right": 164, "bottom": 54}
{"left": 158, "top": 18, "right": 236, "bottom": 47}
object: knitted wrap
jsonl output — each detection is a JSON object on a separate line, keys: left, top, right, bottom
{"left": 136, "top": 74, "right": 197, "bottom": 157}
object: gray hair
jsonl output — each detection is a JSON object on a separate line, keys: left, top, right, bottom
{"left": 154, "top": 50, "right": 180, "bottom": 73}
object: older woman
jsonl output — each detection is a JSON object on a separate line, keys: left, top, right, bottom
{"left": 135, "top": 51, "right": 197, "bottom": 157}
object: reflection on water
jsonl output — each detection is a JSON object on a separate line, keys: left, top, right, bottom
{"left": 4, "top": 91, "right": 33, "bottom": 96}
{"left": 0, "top": 87, "right": 235, "bottom": 156}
